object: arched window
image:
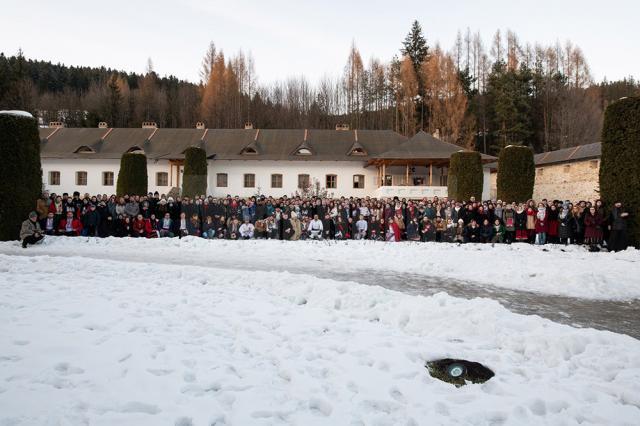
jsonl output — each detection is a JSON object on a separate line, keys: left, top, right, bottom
{"left": 296, "top": 148, "right": 312, "bottom": 156}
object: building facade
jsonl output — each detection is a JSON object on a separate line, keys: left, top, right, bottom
{"left": 489, "top": 143, "right": 601, "bottom": 201}
{"left": 39, "top": 123, "right": 494, "bottom": 199}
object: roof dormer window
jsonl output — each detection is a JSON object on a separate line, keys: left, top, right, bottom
{"left": 296, "top": 148, "right": 312, "bottom": 156}
{"left": 74, "top": 145, "right": 95, "bottom": 154}
{"left": 241, "top": 147, "right": 258, "bottom": 155}
{"left": 126, "top": 146, "right": 145, "bottom": 154}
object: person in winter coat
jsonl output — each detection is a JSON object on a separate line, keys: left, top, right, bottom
{"left": 40, "top": 212, "right": 57, "bottom": 236}
{"left": 227, "top": 217, "right": 240, "bottom": 240}
{"left": 81, "top": 204, "right": 100, "bottom": 236}
{"left": 464, "top": 219, "right": 481, "bottom": 243}
{"left": 502, "top": 204, "right": 516, "bottom": 243}
{"left": 547, "top": 204, "right": 559, "bottom": 244}
{"left": 480, "top": 218, "right": 494, "bottom": 243}
{"left": 159, "top": 213, "right": 174, "bottom": 238}
{"left": 239, "top": 219, "right": 255, "bottom": 239}
{"left": 405, "top": 218, "right": 419, "bottom": 241}
{"left": 20, "top": 212, "right": 44, "bottom": 248}
{"left": 116, "top": 216, "right": 133, "bottom": 237}
{"left": 386, "top": 218, "right": 400, "bottom": 242}
{"left": 583, "top": 206, "right": 604, "bottom": 250}
{"left": 322, "top": 213, "right": 334, "bottom": 240}
{"left": 526, "top": 206, "right": 536, "bottom": 243}
{"left": 491, "top": 219, "right": 506, "bottom": 244}
{"left": 254, "top": 219, "right": 267, "bottom": 239}
{"left": 534, "top": 204, "right": 548, "bottom": 245}
{"left": 132, "top": 214, "right": 149, "bottom": 238}
{"left": 308, "top": 214, "right": 323, "bottom": 240}
{"left": 514, "top": 205, "right": 528, "bottom": 242}
{"left": 290, "top": 212, "right": 302, "bottom": 241}
{"left": 59, "top": 211, "right": 83, "bottom": 236}
{"left": 355, "top": 215, "right": 368, "bottom": 240}
{"left": 420, "top": 218, "right": 436, "bottom": 242}
{"left": 558, "top": 204, "right": 573, "bottom": 245}
{"left": 608, "top": 201, "right": 630, "bottom": 252}
{"left": 435, "top": 217, "right": 446, "bottom": 242}
{"left": 202, "top": 216, "right": 216, "bottom": 239}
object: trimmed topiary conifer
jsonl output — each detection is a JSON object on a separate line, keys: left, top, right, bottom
{"left": 599, "top": 96, "right": 640, "bottom": 246}
{"left": 496, "top": 145, "right": 535, "bottom": 203}
{"left": 447, "top": 151, "right": 483, "bottom": 201}
{"left": 0, "top": 111, "right": 42, "bottom": 240}
{"left": 182, "top": 147, "right": 208, "bottom": 197}
{"left": 116, "top": 152, "right": 148, "bottom": 196}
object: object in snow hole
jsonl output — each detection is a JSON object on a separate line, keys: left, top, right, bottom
{"left": 426, "top": 358, "right": 494, "bottom": 386}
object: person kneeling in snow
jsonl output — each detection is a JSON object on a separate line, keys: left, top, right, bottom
{"left": 239, "top": 219, "right": 255, "bottom": 239}
{"left": 20, "top": 211, "right": 44, "bottom": 248}
{"left": 308, "top": 214, "right": 323, "bottom": 240}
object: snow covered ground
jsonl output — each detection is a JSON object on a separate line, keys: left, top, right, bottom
{"left": 1, "top": 237, "right": 638, "bottom": 300}
{"left": 1, "top": 238, "right": 639, "bottom": 425}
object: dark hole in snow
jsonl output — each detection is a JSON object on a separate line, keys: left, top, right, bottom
{"left": 426, "top": 358, "right": 494, "bottom": 387}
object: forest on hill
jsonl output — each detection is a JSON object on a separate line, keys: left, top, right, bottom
{"left": 1, "top": 21, "right": 638, "bottom": 155}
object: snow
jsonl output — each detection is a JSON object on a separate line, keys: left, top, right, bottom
{"left": 0, "top": 238, "right": 639, "bottom": 425}
{"left": 1, "top": 237, "right": 638, "bottom": 300}
{"left": 0, "top": 110, "right": 34, "bottom": 118}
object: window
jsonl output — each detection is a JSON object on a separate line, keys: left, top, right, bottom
{"left": 156, "top": 172, "right": 168, "bottom": 186}
{"left": 271, "top": 174, "right": 283, "bottom": 188}
{"left": 241, "top": 147, "right": 258, "bottom": 155}
{"left": 349, "top": 147, "right": 367, "bottom": 156}
{"left": 563, "top": 165, "right": 571, "bottom": 173}
{"left": 298, "top": 174, "right": 310, "bottom": 189}
{"left": 49, "top": 171, "right": 60, "bottom": 186}
{"left": 102, "top": 171, "right": 114, "bottom": 186}
{"left": 74, "top": 145, "right": 95, "bottom": 154}
{"left": 353, "top": 174, "right": 365, "bottom": 189}
{"left": 590, "top": 160, "right": 599, "bottom": 169}
{"left": 76, "top": 171, "right": 87, "bottom": 186}
{"left": 383, "top": 175, "right": 392, "bottom": 186}
{"left": 126, "top": 146, "right": 145, "bottom": 154}
{"left": 439, "top": 174, "right": 448, "bottom": 186}
{"left": 296, "top": 148, "right": 312, "bottom": 155}
{"left": 244, "top": 173, "right": 255, "bottom": 188}
{"left": 217, "top": 173, "right": 228, "bottom": 187}
{"left": 326, "top": 174, "right": 337, "bottom": 189}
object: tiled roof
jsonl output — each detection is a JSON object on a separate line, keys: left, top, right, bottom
{"left": 39, "top": 128, "right": 408, "bottom": 161}
{"left": 486, "top": 143, "right": 601, "bottom": 169}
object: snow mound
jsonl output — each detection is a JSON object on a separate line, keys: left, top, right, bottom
{"left": 1, "top": 236, "right": 638, "bottom": 300}
{"left": 0, "top": 110, "right": 34, "bottom": 118}
{"left": 0, "top": 250, "right": 639, "bottom": 425}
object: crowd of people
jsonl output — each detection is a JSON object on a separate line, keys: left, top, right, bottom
{"left": 20, "top": 190, "right": 632, "bottom": 252}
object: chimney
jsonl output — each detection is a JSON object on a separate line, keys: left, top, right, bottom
{"left": 142, "top": 121, "right": 157, "bottom": 129}
{"left": 195, "top": 121, "right": 205, "bottom": 130}
{"left": 335, "top": 123, "right": 350, "bottom": 131}
{"left": 48, "top": 121, "right": 64, "bottom": 128}
{"left": 244, "top": 122, "right": 254, "bottom": 130}
{"left": 98, "top": 122, "right": 108, "bottom": 129}
{"left": 433, "top": 129, "right": 441, "bottom": 139}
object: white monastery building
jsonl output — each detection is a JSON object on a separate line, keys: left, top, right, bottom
{"left": 39, "top": 122, "right": 495, "bottom": 199}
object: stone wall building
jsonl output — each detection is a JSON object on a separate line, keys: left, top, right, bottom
{"left": 490, "top": 143, "right": 601, "bottom": 202}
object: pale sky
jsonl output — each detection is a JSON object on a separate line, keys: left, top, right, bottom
{"left": 1, "top": 0, "right": 637, "bottom": 85}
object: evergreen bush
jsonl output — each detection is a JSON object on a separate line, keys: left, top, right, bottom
{"left": 496, "top": 145, "right": 535, "bottom": 202}
{"left": 599, "top": 96, "right": 640, "bottom": 246}
{"left": 447, "top": 151, "right": 483, "bottom": 201}
{"left": 116, "top": 153, "right": 148, "bottom": 196}
{"left": 0, "top": 112, "right": 42, "bottom": 240}
{"left": 182, "top": 147, "right": 207, "bottom": 197}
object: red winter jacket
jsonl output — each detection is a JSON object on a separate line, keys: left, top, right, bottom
{"left": 58, "top": 218, "right": 82, "bottom": 235}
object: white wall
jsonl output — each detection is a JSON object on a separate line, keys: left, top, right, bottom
{"left": 41, "top": 158, "right": 173, "bottom": 195}
{"left": 207, "top": 160, "right": 376, "bottom": 198}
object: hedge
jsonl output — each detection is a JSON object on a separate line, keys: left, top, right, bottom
{"left": 447, "top": 151, "right": 483, "bottom": 201}
{"left": 182, "top": 147, "right": 207, "bottom": 197}
{"left": 116, "top": 153, "right": 148, "bottom": 196}
{"left": 599, "top": 96, "right": 640, "bottom": 246}
{"left": 0, "top": 112, "right": 42, "bottom": 240}
{"left": 496, "top": 145, "right": 535, "bottom": 203}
